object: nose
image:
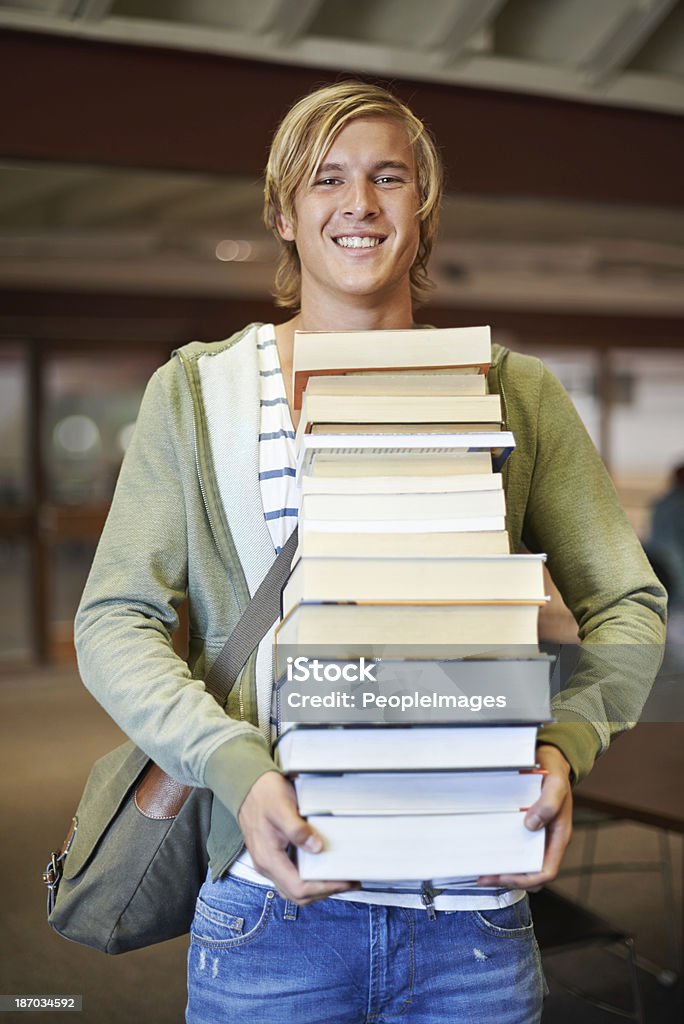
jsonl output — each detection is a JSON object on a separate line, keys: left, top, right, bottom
{"left": 344, "top": 176, "right": 378, "bottom": 220}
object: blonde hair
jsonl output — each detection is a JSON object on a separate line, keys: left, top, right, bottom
{"left": 264, "top": 81, "right": 443, "bottom": 309}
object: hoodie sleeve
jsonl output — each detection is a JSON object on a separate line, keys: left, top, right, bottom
{"left": 505, "top": 357, "right": 667, "bottom": 782}
{"left": 74, "top": 364, "right": 276, "bottom": 797}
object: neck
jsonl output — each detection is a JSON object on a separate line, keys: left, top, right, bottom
{"left": 297, "top": 288, "right": 415, "bottom": 333}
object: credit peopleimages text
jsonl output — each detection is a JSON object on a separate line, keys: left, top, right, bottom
{"left": 285, "top": 690, "right": 509, "bottom": 713}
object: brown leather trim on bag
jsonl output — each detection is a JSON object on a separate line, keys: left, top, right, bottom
{"left": 60, "top": 816, "right": 78, "bottom": 857}
{"left": 134, "top": 764, "right": 193, "bottom": 820}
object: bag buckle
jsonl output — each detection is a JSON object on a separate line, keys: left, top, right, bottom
{"left": 43, "top": 816, "right": 78, "bottom": 914}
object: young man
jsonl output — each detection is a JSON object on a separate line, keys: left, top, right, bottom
{"left": 76, "top": 82, "right": 667, "bottom": 1023}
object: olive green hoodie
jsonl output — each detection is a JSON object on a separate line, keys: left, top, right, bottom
{"left": 75, "top": 324, "right": 667, "bottom": 879}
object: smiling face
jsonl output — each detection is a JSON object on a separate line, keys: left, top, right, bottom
{"left": 276, "top": 117, "right": 421, "bottom": 323}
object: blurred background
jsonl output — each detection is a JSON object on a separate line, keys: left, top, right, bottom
{"left": 0, "top": 2, "right": 683, "bottom": 1021}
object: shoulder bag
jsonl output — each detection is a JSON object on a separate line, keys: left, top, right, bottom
{"left": 42, "top": 528, "right": 298, "bottom": 955}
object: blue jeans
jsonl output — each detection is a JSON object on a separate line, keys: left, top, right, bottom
{"left": 186, "top": 874, "right": 545, "bottom": 1024}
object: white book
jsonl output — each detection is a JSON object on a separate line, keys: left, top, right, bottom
{"left": 275, "top": 724, "right": 539, "bottom": 773}
{"left": 294, "top": 770, "right": 545, "bottom": 815}
{"left": 297, "top": 432, "right": 515, "bottom": 477}
{"left": 297, "top": 811, "right": 545, "bottom": 880}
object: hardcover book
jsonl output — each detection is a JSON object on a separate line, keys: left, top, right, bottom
{"left": 293, "top": 326, "right": 491, "bottom": 408}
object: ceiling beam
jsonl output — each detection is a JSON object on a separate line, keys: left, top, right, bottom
{"left": 579, "top": 0, "right": 679, "bottom": 85}
{"left": 0, "top": 29, "right": 682, "bottom": 207}
{"left": 260, "top": 0, "right": 324, "bottom": 46}
{"left": 10, "top": 1, "right": 116, "bottom": 19}
{"left": 0, "top": 6, "right": 683, "bottom": 114}
{"left": 52, "top": 175, "right": 203, "bottom": 225}
{"left": 72, "top": 0, "right": 116, "bottom": 22}
{"left": 0, "top": 165, "right": 94, "bottom": 215}
{"left": 422, "top": 0, "right": 508, "bottom": 61}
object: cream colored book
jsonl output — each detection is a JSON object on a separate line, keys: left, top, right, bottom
{"left": 293, "top": 326, "right": 491, "bottom": 408}
{"left": 300, "top": 488, "right": 505, "bottom": 523}
{"left": 294, "top": 530, "right": 510, "bottom": 559}
{"left": 300, "top": 472, "right": 502, "bottom": 496}
{"left": 302, "top": 518, "right": 506, "bottom": 534}
{"left": 306, "top": 451, "right": 493, "bottom": 477}
{"left": 299, "top": 393, "right": 502, "bottom": 430}
{"left": 304, "top": 372, "right": 487, "bottom": 397}
{"left": 281, "top": 554, "right": 547, "bottom": 616}
{"left": 274, "top": 602, "right": 543, "bottom": 670}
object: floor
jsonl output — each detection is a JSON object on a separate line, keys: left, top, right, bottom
{"left": 0, "top": 665, "right": 681, "bottom": 1023}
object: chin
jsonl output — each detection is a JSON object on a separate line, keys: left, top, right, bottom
{"left": 344, "top": 276, "right": 407, "bottom": 300}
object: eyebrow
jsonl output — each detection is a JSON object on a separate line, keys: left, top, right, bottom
{"left": 317, "top": 160, "right": 413, "bottom": 174}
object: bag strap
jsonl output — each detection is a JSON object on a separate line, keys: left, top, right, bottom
{"left": 203, "top": 527, "right": 299, "bottom": 708}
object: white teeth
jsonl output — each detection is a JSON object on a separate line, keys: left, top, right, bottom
{"left": 336, "top": 236, "right": 381, "bottom": 248}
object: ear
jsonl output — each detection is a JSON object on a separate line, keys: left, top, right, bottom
{"left": 275, "top": 211, "right": 296, "bottom": 242}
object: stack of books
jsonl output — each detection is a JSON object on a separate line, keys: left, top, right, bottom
{"left": 277, "top": 723, "right": 549, "bottom": 880}
{"left": 273, "top": 326, "right": 551, "bottom": 882}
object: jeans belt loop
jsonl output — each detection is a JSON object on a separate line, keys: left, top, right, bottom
{"left": 283, "top": 899, "right": 299, "bottom": 921}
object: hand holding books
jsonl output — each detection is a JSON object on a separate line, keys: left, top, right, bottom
{"left": 477, "top": 744, "right": 573, "bottom": 892}
{"left": 236, "top": 770, "right": 360, "bottom": 905}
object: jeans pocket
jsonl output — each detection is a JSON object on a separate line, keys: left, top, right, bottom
{"left": 472, "top": 896, "right": 535, "bottom": 938}
{"left": 190, "top": 878, "right": 276, "bottom": 949}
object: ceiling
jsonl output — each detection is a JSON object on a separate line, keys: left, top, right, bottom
{"left": 0, "top": 0, "right": 683, "bottom": 114}
{"left": 0, "top": 0, "right": 683, "bottom": 317}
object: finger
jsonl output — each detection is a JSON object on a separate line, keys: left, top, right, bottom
{"left": 479, "top": 792, "right": 572, "bottom": 890}
{"left": 524, "top": 774, "right": 568, "bottom": 831}
{"left": 263, "top": 800, "right": 326, "bottom": 853}
{"left": 481, "top": 813, "right": 573, "bottom": 889}
{"left": 252, "top": 844, "right": 358, "bottom": 904}
{"left": 537, "top": 806, "right": 572, "bottom": 880}
{"left": 477, "top": 873, "right": 541, "bottom": 890}
{"left": 292, "top": 881, "right": 362, "bottom": 906}
{"left": 264, "top": 856, "right": 360, "bottom": 905}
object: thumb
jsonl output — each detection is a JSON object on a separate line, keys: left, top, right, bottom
{"left": 288, "top": 817, "right": 324, "bottom": 854}
{"left": 524, "top": 775, "right": 566, "bottom": 831}
{"left": 300, "top": 829, "right": 324, "bottom": 854}
{"left": 273, "top": 796, "right": 324, "bottom": 853}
